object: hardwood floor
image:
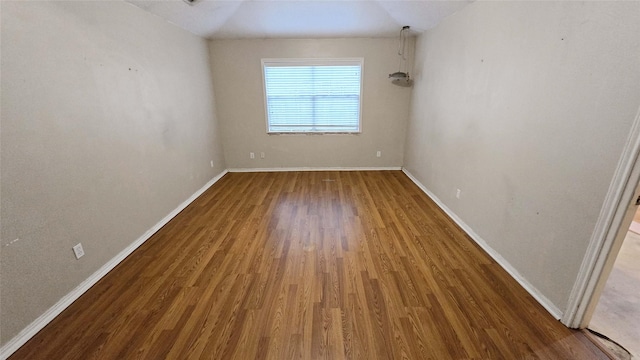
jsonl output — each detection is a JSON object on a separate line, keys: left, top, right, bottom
{"left": 10, "top": 171, "right": 607, "bottom": 359}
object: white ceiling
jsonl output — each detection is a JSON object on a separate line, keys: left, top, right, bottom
{"left": 126, "top": 0, "right": 473, "bottom": 39}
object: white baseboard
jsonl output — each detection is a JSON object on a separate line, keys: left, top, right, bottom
{"left": 0, "top": 170, "right": 228, "bottom": 360}
{"left": 401, "top": 168, "right": 563, "bottom": 320}
{"left": 227, "top": 166, "right": 402, "bottom": 173}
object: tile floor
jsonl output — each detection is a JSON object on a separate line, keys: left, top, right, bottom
{"left": 589, "top": 229, "right": 640, "bottom": 359}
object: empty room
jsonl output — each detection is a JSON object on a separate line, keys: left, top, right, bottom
{"left": 1, "top": 0, "right": 639, "bottom": 359}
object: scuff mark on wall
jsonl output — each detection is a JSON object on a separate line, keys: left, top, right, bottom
{"left": 4, "top": 238, "right": 21, "bottom": 247}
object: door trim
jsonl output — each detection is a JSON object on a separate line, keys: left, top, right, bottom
{"left": 563, "top": 105, "right": 640, "bottom": 328}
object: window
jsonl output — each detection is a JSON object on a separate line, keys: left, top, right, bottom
{"left": 262, "top": 58, "right": 363, "bottom": 134}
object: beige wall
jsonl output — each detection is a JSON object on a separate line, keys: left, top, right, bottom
{"left": 0, "top": 1, "right": 225, "bottom": 345}
{"left": 404, "top": 0, "right": 640, "bottom": 311}
{"left": 209, "top": 38, "right": 412, "bottom": 169}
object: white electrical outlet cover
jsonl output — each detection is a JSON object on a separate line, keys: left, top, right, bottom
{"left": 73, "top": 243, "right": 85, "bottom": 259}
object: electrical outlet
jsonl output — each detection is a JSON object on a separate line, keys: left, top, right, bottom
{"left": 73, "top": 243, "right": 85, "bottom": 259}
{"left": 376, "top": 151, "right": 382, "bottom": 158}
{"left": 250, "top": 152, "right": 255, "bottom": 159}
{"left": 456, "top": 189, "right": 461, "bottom": 199}
{"left": 210, "top": 160, "right": 214, "bottom": 168}
{"left": 260, "top": 152, "right": 265, "bottom": 159}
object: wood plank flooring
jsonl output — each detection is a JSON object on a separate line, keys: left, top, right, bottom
{"left": 10, "top": 171, "right": 607, "bottom": 359}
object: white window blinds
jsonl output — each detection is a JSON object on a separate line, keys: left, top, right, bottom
{"left": 262, "top": 59, "right": 363, "bottom": 133}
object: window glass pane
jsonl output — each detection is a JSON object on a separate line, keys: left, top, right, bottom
{"left": 263, "top": 60, "right": 362, "bottom": 133}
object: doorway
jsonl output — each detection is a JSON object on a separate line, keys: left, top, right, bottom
{"left": 588, "top": 206, "right": 640, "bottom": 358}
{"left": 561, "top": 106, "right": 640, "bottom": 354}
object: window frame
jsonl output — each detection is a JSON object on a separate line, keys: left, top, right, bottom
{"left": 261, "top": 58, "right": 364, "bottom": 135}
